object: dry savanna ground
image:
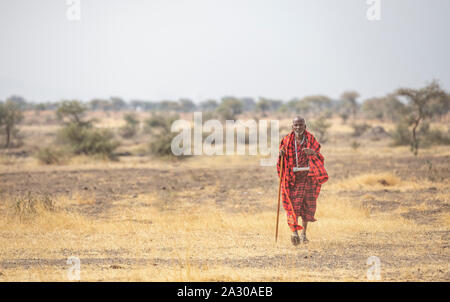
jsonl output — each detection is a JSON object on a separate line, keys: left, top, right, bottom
{"left": 0, "top": 111, "right": 449, "bottom": 281}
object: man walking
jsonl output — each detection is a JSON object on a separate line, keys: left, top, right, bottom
{"left": 277, "top": 116, "right": 328, "bottom": 245}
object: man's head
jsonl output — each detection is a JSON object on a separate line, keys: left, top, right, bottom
{"left": 292, "top": 116, "right": 306, "bottom": 136}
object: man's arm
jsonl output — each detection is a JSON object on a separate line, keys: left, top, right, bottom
{"left": 279, "top": 137, "right": 286, "bottom": 157}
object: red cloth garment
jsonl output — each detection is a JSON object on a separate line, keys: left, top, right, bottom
{"left": 276, "top": 130, "right": 328, "bottom": 231}
{"left": 290, "top": 171, "right": 318, "bottom": 223}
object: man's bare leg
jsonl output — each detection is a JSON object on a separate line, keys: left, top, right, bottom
{"left": 291, "top": 230, "right": 300, "bottom": 246}
{"left": 300, "top": 220, "right": 309, "bottom": 243}
{"left": 290, "top": 218, "right": 301, "bottom": 246}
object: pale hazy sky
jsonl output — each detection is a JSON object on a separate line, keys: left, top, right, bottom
{"left": 0, "top": 0, "right": 449, "bottom": 103}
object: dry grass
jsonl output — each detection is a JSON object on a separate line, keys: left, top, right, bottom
{"left": 0, "top": 113, "right": 448, "bottom": 281}
{"left": 341, "top": 172, "right": 402, "bottom": 187}
{"left": 1, "top": 183, "right": 444, "bottom": 281}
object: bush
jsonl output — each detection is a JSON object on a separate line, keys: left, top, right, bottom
{"left": 145, "top": 114, "right": 187, "bottom": 158}
{"left": 144, "top": 114, "right": 179, "bottom": 134}
{"left": 364, "top": 126, "right": 390, "bottom": 141}
{"left": 148, "top": 132, "right": 179, "bottom": 157}
{"left": 119, "top": 113, "right": 140, "bottom": 138}
{"left": 351, "top": 123, "right": 371, "bottom": 137}
{"left": 35, "top": 147, "right": 70, "bottom": 165}
{"left": 215, "top": 98, "right": 243, "bottom": 121}
{"left": 57, "top": 123, "right": 119, "bottom": 159}
{"left": 215, "top": 105, "right": 236, "bottom": 121}
{"left": 202, "top": 111, "right": 216, "bottom": 121}
{"left": 339, "top": 112, "right": 349, "bottom": 124}
{"left": 309, "top": 117, "right": 331, "bottom": 144}
{"left": 391, "top": 122, "right": 412, "bottom": 146}
{"left": 119, "top": 125, "right": 137, "bottom": 139}
{"left": 423, "top": 129, "right": 450, "bottom": 145}
{"left": 391, "top": 121, "right": 450, "bottom": 147}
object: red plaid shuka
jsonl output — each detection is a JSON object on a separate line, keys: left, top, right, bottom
{"left": 276, "top": 130, "right": 328, "bottom": 231}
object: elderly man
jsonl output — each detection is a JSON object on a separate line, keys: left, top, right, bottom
{"left": 277, "top": 116, "right": 328, "bottom": 245}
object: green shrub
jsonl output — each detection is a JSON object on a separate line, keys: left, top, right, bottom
{"left": 351, "top": 123, "right": 371, "bottom": 137}
{"left": 391, "top": 122, "right": 412, "bottom": 146}
{"left": 339, "top": 112, "right": 349, "bottom": 124}
{"left": 120, "top": 113, "right": 140, "bottom": 138}
{"left": 216, "top": 98, "right": 243, "bottom": 121}
{"left": 202, "top": 111, "right": 217, "bottom": 121}
{"left": 144, "top": 114, "right": 179, "bottom": 134}
{"left": 423, "top": 129, "right": 450, "bottom": 145}
{"left": 119, "top": 125, "right": 137, "bottom": 139}
{"left": 309, "top": 116, "right": 331, "bottom": 144}
{"left": 215, "top": 106, "right": 235, "bottom": 121}
{"left": 391, "top": 121, "right": 450, "bottom": 147}
{"left": 57, "top": 123, "right": 119, "bottom": 159}
{"left": 145, "top": 114, "right": 188, "bottom": 158}
{"left": 35, "top": 147, "right": 70, "bottom": 165}
{"left": 148, "top": 132, "right": 179, "bottom": 157}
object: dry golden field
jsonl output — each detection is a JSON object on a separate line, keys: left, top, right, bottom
{"left": 0, "top": 111, "right": 449, "bottom": 281}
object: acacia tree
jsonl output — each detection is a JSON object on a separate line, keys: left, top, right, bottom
{"left": 240, "top": 97, "right": 256, "bottom": 112}
{"left": 340, "top": 91, "right": 360, "bottom": 118}
{"left": 56, "top": 100, "right": 92, "bottom": 127}
{"left": 256, "top": 98, "right": 270, "bottom": 116}
{"left": 110, "top": 97, "right": 127, "bottom": 111}
{"left": 0, "top": 100, "right": 24, "bottom": 148}
{"left": 178, "top": 98, "right": 196, "bottom": 112}
{"left": 362, "top": 95, "right": 407, "bottom": 121}
{"left": 396, "top": 80, "right": 449, "bottom": 155}
{"left": 309, "top": 116, "right": 331, "bottom": 144}
{"left": 199, "top": 99, "right": 218, "bottom": 111}
{"left": 120, "top": 113, "right": 140, "bottom": 138}
{"left": 216, "top": 97, "right": 243, "bottom": 120}
{"left": 55, "top": 100, "right": 119, "bottom": 158}
{"left": 298, "top": 95, "right": 332, "bottom": 116}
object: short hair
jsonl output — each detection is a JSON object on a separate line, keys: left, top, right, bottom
{"left": 293, "top": 116, "right": 305, "bottom": 123}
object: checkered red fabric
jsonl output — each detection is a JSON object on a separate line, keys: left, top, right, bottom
{"left": 276, "top": 130, "right": 328, "bottom": 232}
{"left": 290, "top": 171, "right": 319, "bottom": 222}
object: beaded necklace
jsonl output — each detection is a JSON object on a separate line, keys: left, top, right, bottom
{"left": 293, "top": 134, "right": 309, "bottom": 172}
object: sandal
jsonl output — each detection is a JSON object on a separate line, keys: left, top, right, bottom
{"left": 299, "top": 233, "right": 309, "bottom": 243}
{"left": 291, "top": 234, "right": 300, "bottom": 246}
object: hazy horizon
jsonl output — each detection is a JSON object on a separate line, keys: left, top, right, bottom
{"left": 1, "top": 0, "right": 449, "bottom": 103}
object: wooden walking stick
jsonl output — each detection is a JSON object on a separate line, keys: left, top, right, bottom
{"left": 275, "top": 154, "right": 284, "bottom": 242}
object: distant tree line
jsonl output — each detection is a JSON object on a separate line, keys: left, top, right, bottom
{"left": 1, "top": 80, "right": 449, "bottom": 156}
{"left": 3, "top": 88, "right": 448, "bottom": 124}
